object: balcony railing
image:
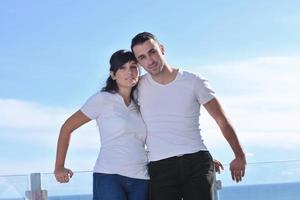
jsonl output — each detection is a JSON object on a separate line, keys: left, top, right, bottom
{"left": 1, "top": 160, "right": 299, "bottom": 200}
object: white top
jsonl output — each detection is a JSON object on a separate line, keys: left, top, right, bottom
{"left": 80, "top": 92, "right": 149, "bottom": 180}
{"left": 137, "top": 69, "right": 215, "bottom": 161}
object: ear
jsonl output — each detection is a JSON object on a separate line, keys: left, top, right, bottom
{"left": 160, "top": 44, "right": 165, "bottom": 55}
{"left": 110, "top": 71, "right": 116, "bottom": 80}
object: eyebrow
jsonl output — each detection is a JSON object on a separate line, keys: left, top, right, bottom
{"left": 137, "top": 48, "right": 156, "bottom": 59}
{"left": 148, "top": 47, "right": 156, "bottom": 52}
{"left": 137, "top": 54, "right": 145, "bottom": 59}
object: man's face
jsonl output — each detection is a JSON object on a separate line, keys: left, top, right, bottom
{"left": 132, "top": 39, "right": 165, "bottom": 76}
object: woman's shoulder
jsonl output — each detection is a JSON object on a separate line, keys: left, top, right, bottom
{"left": 98, "top": 91, "right": 114, "bottom": 97}
{"left": 86, "top": 91, "right": 115, "bottom": 103}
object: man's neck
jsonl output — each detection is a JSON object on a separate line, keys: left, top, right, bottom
{"left": 151, "top": 65, "right": 178, "bottom": 85}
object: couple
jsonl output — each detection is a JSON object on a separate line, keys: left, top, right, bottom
{"left": 54, "top": 32, "right": 246, "bottom": 200}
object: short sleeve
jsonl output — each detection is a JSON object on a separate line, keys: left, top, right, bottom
{"left": 80, "top": 92, "right": 106, "bottom": 119}
{"left": 193, "top": 73, "right": 215, "bottom": 104}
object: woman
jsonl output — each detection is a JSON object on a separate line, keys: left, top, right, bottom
{"left": 54, "top": 50, "right": 149, "bottom": 200}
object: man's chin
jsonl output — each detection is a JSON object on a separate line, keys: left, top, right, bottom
{"left": 151, "top": 71, "right": 160, "bottom": 76}
{"left": 147, "top": 68, "right": 159, "bottom": 75}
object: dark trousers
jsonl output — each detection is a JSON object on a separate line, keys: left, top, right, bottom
{"left": 148, "top": 151, "right": 214, "bottom": 200}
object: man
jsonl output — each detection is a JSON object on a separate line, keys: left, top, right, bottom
{"left": 131, "top": 32, "right": 246, "bottom": 200}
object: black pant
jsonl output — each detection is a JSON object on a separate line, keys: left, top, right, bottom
{"left": 148, "top": 151, "right": 214, "bottom": 200}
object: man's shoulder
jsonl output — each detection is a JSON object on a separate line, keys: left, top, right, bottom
{"left": 179, "top": 69, "right": 202, "bottom": 80}
{"left": 181, "top": 70, "right": 207, "bottom": 80}
{"left": 181, "top": 70, "right": 196, "bottom": 75}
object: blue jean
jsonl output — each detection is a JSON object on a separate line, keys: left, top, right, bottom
{"left": 93, "top": 173, "right": 149, "bottom": 200}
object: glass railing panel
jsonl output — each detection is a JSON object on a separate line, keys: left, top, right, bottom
{"left": 0, "top": 174, "right": 28, "bottom": 200}
{"left": 41, "top": 171, "right": 92, "bottom": 200}
{"left": 1, "top": 160, "right": 299, "bottom": 200}
{"left": 216, "top": 160, "right": 300, "bottom": 200}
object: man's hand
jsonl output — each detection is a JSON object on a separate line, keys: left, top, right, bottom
{"left": 229, "top": 156, "right": 246, "bottom": 183}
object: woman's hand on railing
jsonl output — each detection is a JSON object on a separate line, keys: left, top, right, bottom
{"left": 54, "top": 167, "right": 73, "bottom": 183}
{"left": 213, "top": 159, "right": 224, "bottom": 174}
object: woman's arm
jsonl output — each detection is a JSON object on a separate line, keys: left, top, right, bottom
{"left": 54, "top": 110, "right": 91, "bottom": 183}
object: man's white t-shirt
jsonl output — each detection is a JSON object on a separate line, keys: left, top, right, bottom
{"left": 81, "top": 91, "right": 149, "bottom": 180}
{"left": 137, "top": 69, "right": 215, "bottom": 161}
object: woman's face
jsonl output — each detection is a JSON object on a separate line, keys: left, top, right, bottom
{"left": 112, "top": 60, "right": 139, "bottom": 89}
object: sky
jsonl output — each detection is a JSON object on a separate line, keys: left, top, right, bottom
{"left": 0, "top": 0, "right": 300, "bottom": 189}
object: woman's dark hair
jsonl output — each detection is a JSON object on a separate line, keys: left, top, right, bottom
{"left": 101, "top": 50, "right": 138, "bottom": 101}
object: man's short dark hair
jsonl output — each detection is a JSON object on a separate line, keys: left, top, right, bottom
{"left": 131, "top": 32, "right": 159, "bottom": 52}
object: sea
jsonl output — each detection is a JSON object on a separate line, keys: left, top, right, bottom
{"left": 1, "top": 182, "right": 299, "bottom": 200}
{"left": 219, "top": 182, "right": 300, "bottom": 200}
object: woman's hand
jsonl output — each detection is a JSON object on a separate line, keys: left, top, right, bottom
{"left": 213, "top": 159, "right": 224, "bottom": 174}
{"left": 54, "top": 167, "right": 74, "bottom": 183}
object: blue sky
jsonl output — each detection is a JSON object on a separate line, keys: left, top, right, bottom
{"left": 1, "top": 0, "right": 300, "bottom": 187}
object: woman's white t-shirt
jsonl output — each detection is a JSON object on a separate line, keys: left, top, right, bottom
{"left": 81, "top": 91, "right": 149, "bottom": 180}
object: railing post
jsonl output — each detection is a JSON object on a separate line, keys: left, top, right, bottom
{"left": 25, "top": 173, "right": 48, "bottom": 200}
{"left": 212, "top": 171, "right": 222, "bottom": 200}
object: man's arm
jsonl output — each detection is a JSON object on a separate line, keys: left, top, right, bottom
{"left": 203, "top": 98, "right": 246, "bottom": 182}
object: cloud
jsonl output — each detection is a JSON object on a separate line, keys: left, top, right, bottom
{"left": 200, "top": 119, "right": 300, "bottom": 151}
{"left": 198, "top": 55, "right": 300, "bottom": 96}
{"left": 0, "top": 156, "right": 95, "bottom": 175}
{"left": 0, "top": 99, "right": 67, "bottom": 129}
{"left": 0, "top": 99, "right": 100, "bottom": 149}
{"left": 0, "top": 99, "right": 139, "bottom": 175}
{"left": 195, "top": 56, "right": 300, "bottom": 150}
{"left": 0, "top": 99, "right": 99, "bottom": 174}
